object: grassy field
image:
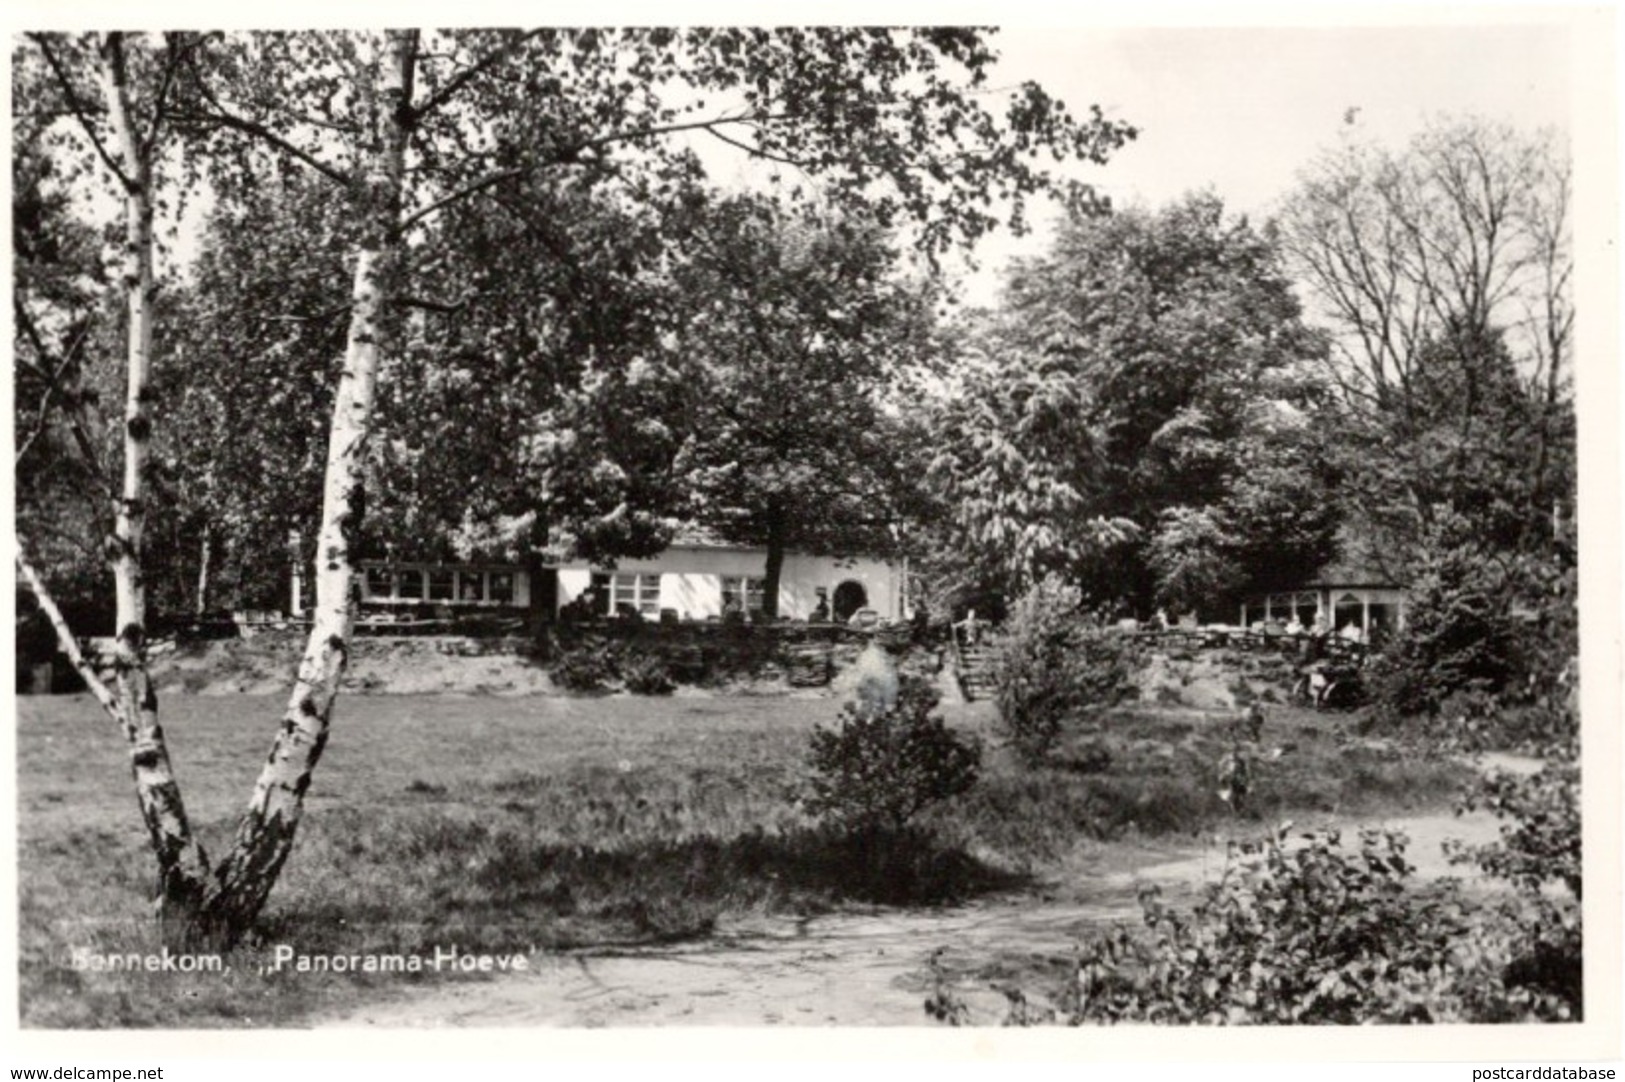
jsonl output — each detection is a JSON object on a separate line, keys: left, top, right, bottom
{"left": 16, "top": 686, "right": 1473, "bottom": 1028}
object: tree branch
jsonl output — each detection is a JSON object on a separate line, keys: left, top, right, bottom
{"left": 398, "top": 167, "right": 522, "bottom": 232}
{"left": 28, "top": 33, "right": 131, "bottom": 188}
{"left": 183, "top": 107, "right": 352, "bottom": 185}
{"left": 16, "top": 548, "right": 123, "bottom": 721}
{"left": 408, "top": 29, "right": 550, "bottom": 122}
{"left": 566, "top": 109, "right": 797, "bottom": 158}
{"left": 14, "top": 329, "right": 86, "bottom": 468}
{"left": 398, "top": 109, "right": 800, "bottom": 234}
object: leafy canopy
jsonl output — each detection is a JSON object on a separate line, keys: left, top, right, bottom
{"left": 928, "top": 193, "right": 1334, "bottom": 612}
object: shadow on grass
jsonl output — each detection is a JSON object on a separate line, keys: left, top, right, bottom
{"left": 259, "top": 808, "right": 1027, "bottom": 959}
{"left": 22, "top": 811, "right": 1023, "bottom": 1028}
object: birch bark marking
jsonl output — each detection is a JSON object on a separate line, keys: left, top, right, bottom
{"left": 98, "top": 32, "right": 213, "bottom": 916}
{"left": 204, "top": 31, "right": 417, "bottom": 937}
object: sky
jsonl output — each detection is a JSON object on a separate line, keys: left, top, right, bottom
{"left": 668, "top": 14, "right": 1583, "bottom": 304}
{"left": 25, "top": 13, "right": 1586, "bottom": 302}
{"left": 924, "top": 21, "right": 1577, "bottom": 303}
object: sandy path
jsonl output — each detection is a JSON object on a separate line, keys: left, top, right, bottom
{"left": 319, "top": 793, "right": 1523, "bottom": 1029}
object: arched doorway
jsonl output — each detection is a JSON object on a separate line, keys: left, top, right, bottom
{"left": 832, "top": 580, "right": 868, "bottom": 623}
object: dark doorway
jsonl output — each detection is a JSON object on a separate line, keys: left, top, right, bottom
{"left": 533, "top": 567, "right": 559, "bottom": 620}
{"left": 832, "top": 580, "right": 868, "bottom": 622}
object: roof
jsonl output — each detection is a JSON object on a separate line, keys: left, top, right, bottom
{"left": 1302, "top": 528, "right": 1404, "bottom": 589}
{"left": 668, "top": 523, "right": 735, "bottom": 548}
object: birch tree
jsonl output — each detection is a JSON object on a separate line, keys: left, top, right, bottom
{"left": 16, "top": 31, "right": 217, "bottom": 931}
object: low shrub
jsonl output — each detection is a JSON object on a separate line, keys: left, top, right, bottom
{"left": 804, "top": 676, "right": 981, "bottom": 837}
{"left": 548, "top": 640, "right": 616, "bottom": 692}
{"left": 991, "top": 577, "right": 1138, "bottom": 766}
{"left": 1448, "top": 754, "right": 1583, "bottom": 1019}
{"left": 621, "top": 651, "right": 675, "bottom": 695}
{"left": 1011, "top": 827, "right": 1571, "bottom": 1024}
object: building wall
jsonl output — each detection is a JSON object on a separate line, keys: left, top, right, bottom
{"left": 556, "top": 545, "right": 902, "bottom": 621}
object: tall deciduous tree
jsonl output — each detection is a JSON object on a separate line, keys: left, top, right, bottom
{"left": 928, "top": 194, "right": 1334, "bottom": 613}
{"left": 662, "top": 196, "right": 938, "bottom": 617}
{"left": 1278, "top": 117, "right": 1574, "bottom": 567}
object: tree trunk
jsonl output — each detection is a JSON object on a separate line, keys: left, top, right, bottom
{"left": 99, "top": 32, "right": 215, "bottom": 925}
{"left": 762, "top": 517, "right": 786, "bottom": 620}
{"left": 199, "top": 30, "right": 416, "bottom": 943}
{"left": 195, "top": 524, "right": 212, "bottom": 617}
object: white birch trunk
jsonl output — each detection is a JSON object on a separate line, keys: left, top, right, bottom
{"left": 97, "top": 32, "right": 214, "bottom": 919}
{"left": 202, "top": 31, "right": 417, "bottom": 938}
{"left": 194, "top": 525, "right": 212, "bottom": 616}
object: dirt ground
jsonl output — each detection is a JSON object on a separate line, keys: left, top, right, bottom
{"left": 150, "top": 634, "right": 559, "bottom": 696}
{"left": 316, "top": 799, "right": 1521, "bottom": 1028}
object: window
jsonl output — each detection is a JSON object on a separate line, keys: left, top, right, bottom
{"left": 428, "top": 569, "right": 455, "bottom": 601}
{"left": 721, "top": 576, "right": 766, "bottom": 616}
{"left": 397, "top": 569, "right": 424, "bottom": 600}
{"left": 366, "top": 566, "right": 395, "bottom": 599}
{"left": 610, "top": 573, "right": 661, "bottom": 617}
{"left": 458, "top": 571, "right": 485, "bottom": 602}
{"left": 488, "top": 571, "right": 514, "bottom": 605}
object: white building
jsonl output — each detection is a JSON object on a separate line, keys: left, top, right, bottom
{"left": 554, "top": 542, "right": 903, "bottom": 622}
{"left": 1239, "top": 551, "right": 1406, "bottom": 642}
{"left": 350, "top": 541, "right": 905, "bottom": 623}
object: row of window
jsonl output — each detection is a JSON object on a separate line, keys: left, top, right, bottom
{"left": 588, "top": 572, "right": 765, "bottom": 616}
{"left": 365, "top": 566, "right": 515, "bottom": 605}
{"left": 1244, "top": 592, "right": 1321, "bottom": 627}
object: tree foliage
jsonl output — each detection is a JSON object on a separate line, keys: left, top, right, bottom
{"left": 661, "top": 195, "right": 939, "bottom": 614}
{"left": 805, "top": 675, "right": 981, "bottom": 834}
{"left": 12, "top": 86, "right": 118, "bottom": 627}
{"left": 929, "top": 194, "right": 1334, "bottom": 611}
{"left": 990, "top": 576, "right": 1137, "bottom": 765}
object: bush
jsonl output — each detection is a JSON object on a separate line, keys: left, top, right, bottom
{"left": 1010, "top": 827, "right": 1567, "bottom": 1025}
{"left": 548, "top": 640, "right": 616, "bottom": 692}
{"left": 804, "top": 676, "right": 981, "bottom": 836}
{"left": 620, "top": 651, "right": 675, "bottom": 695}
{"left": 991, "top": 577, "right": 1137, "bottom": 765}
{"left": 932, "top": 820, "right": 1579, "bottom": 1027}
{"left": 1448, "top": 751, "right": 1582, "bottom": 1018}
{"left": 1369, "top": 518, "right": 1576, "bottom": 737}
